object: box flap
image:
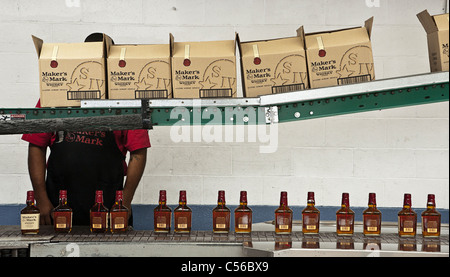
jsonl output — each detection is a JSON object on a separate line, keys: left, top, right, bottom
{"left": 109, "top": 44, "right": 170, "bottom": 59}
{"left": 31, "top": 35, "right": 43, "bottom": 57}
{"left": 39, "top": 42, "right": 104, "bottom": 60}
{"left": 305, "top": 27, "right": 370, "bottom": 50}
{"left": 417, "top": 10, "right": 439, "bottom": 34}
{"left": 240, "top": 36, "right": 305, "bottom": 57}
{"left": 433, "top": 13, "right": 449, "bottom": 31}
{"left": 365, "top": 17, "right": 374, "bottom": 39}
{"left": 172, "top": 38, "right": 236, "bottom": 58}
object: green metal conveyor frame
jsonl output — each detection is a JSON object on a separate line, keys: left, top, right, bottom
{"left": 0, "top": 72, "right": 448, "bottom": 135}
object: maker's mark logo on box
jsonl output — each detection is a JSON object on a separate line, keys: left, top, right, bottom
{"left": 67, "top": 61, "right": 104, "bottom": 91}
{"left": 135, "top": 60, "right": 171, "bottom": 91}
{"left": 199, "top": 59, "right": 236, "bottom": 91}
{"left": 337, "top": 45, "right": 374, "bottom": 84}
{"left": 271, "top": 55, "right": 308, "bottom": 87}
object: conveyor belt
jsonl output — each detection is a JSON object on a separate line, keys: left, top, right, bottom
{"left": 0, "top": 224, "right": 448, "bottom": 257}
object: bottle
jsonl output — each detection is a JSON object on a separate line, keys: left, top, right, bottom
{"left": 363, "top": 192, "right": 382, "bottom": 236}
{"left": 336, "top": 192, "right": 355, "bottom": 236}
{"left": 274, "top": 191, "right": 293, "bottom": 234}
{"left": 110, "top": 190, "right": 129, "bottom": 233}
{"left": 234, "top": 191, "right": 252, "bottom": 233}
{"left": 90, "top": 190, "right": 109, "bottom": 233}
{"left": 154, "top": 190, "right": 171, "bottom": 233}
{"left": 398, "top": 193, "right": 417, "bottom": 237}
{"left": 20, "top": 191, "right": 40, "bottom": 235}
{"left": 421, "top": 194, "right": 441, "bottom": 237}
{"left": 212, "top": 190, "right": 231, "bottom": 234}
{"left": 174, "top": 190, "right": 192, "bottom": 233}
{"left": 52, "top": 190, "right": 73, "bottom": 233}
{"left": 302, "top": 191, "right": 320, "bottom": 234}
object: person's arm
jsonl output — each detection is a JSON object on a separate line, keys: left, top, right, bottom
{"left": 122, "top": 148, "right": 147, "bottom": 213}
{"left": 27, "top": 143, "right": 54, "bottom": 225}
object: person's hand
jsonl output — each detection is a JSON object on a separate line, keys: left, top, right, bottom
{"left": 36, "top": 198, "right": 54, "bottom": 225}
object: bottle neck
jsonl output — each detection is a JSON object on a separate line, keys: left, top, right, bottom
{"left": 26, "top": 191, "right": 35, "bottom": 206}
{"left": 179, "top": 191, "right": 187, "bottom": 206}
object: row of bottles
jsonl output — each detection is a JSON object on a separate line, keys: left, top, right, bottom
{"left": 21, "top": 190, "right": 129, "bottom": 234}
{"left": 21, "top": 189, "right": 442, "bottom": 238}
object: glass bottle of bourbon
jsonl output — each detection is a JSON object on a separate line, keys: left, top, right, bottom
{"left": 174, "top": 190, "right": 192, "bottom": 233}
{"left": 90, "top": 190, "right": 109, "bottom": 233}
{"left": 213, "top": 190, "right": 230, "bottom": 234}
{"left": 154, "top": 190, "right": 171, "bottom": 233}
{"left": 234, "top": 191, "right": 252, "bottom": 233}
{"left": 336, "top": 192, "right": 355, "bottom": 236}
{"left": 421, "top": 194, "right": 441, "bottom": 237}
{"left": 20, "top": 191, "right": 40, "bottom": 235}
{"left": 52, "top": 190, "right": 73, "bottom": 233}
{"left": 398, "top": 193, "right": 417, "bottom": 237}
{"left": 302, "top": 192, "right": 320, "bottom": 234}
{"left": 363, "top": 193, "right": 382, "bottom": 236}
{"left": 110, "top": 190, "right": 128, "bottom": 233}
{"left": 274, "top": 191, "right": 293, "bottom": 234}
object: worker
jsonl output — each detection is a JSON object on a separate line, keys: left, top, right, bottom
{"left": 21, "top": 101, "right": 150, "bottom": 226}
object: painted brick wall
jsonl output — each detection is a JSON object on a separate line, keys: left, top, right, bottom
{"left": 0, "top": 0, "right": 448, "bottom": 211}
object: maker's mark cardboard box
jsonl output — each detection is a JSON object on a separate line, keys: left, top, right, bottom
{"left": 32, "top": 34, "right": 111, "bottom": 107}
{"left": 417, "top": 10, "right": 449, "bottom": 72}
{"left": 305, "top": 17, "right": 375, "bottom": 89}
{"left": 237, "top": 27, "right": 309, "bottom": 98}
{"left": 171, "top": 34, "right": 237, "bottom": 98}
{"left": 107, "top": 43, "right": 172, "bottom": 99}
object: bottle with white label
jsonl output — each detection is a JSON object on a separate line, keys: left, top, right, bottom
{"left": 20, "top": 191, "right": 40, "bottom": 235}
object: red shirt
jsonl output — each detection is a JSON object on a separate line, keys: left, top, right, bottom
{"left": 21, "top": 100, "right": 151, "bottom": 174}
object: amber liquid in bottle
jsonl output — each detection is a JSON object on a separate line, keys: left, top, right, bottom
{"left": 174, "top": 190, "right": 192, "bottom": 233}
{"left": 421, "top": 194, "right": 441, "bottom": 237}
{"left": 110, "top": 190, "right": 129, "bottom": 233}
{"left": 398, "top": 193, "right": 417, "bottom": 238}
{"left": 52, "top": 190, "right": 73, "bottom": 233}
{"left": 90, "top": 190, "right": 109, "bottom": 233}
{"left": 336, "top": 192, "right": 354, "bottom": 236}
{"left": 363, "top": 193, "right": 382, "bottom": 236}
{"left": 302, "top": 191, "right": 320, "bottom": 234}
{"left": 154, "top": 190, "right": 172, "bottom": 233}
{"left": 275, "top": 191, "right": 293, "bottom": 234}
{"left": 213, "top": 190, "right": 231, "bottom": 234}
{"left": 234, "top": 191, "right": 252, "bottom": 234}
{"left": 21, "top": 191, "right": 40, "bottom": 235}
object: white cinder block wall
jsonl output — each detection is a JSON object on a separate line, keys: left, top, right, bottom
{"left": 0, "top": 0, "right": 448, "bottom": 210}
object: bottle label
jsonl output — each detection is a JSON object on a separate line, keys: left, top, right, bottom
{"left": 92, "top": 216, "right": 103, "bottom": 229}
{"left": 177, "top": 217, "right": 188, "bottom": 229}
{"left": 56, "top": 216, "right": 67, "bottom": 228}
{"left": 340, "top": 226, "right": 351, "bottom": 231}
{"left": 216, "top": 217, "right": 226, "bottom": 229}
{"left": 156, "top": 215, "right": 168, "bottom": 228}
{"left": 112, "top": 216, "right": 125, "bottom": 229}
{"left": 21, "top": 214, "right": 40, "bottom": 230}
{"left": 277, "top": 216, "right": 290, "bottom": 229}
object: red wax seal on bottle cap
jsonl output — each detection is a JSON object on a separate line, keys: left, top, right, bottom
{"left": 183, "top": 58, "right": 191, "bottom": 66}
{"left": 116, "top": 190, "right": 123, "bottom": 201}
{"left": 218, "top": 190, "right": 225, "bottom": 203}
{"left": 179, "top": 190, "right": 187, "bottom": 202}
{"left": 50, "top": 60, "right": 58, "bottom": 68}
{"left": 253, "top": 57, "right": 261, "bottom": 65}
{"left": 95, "top": 190, "right": 103, "bottom": 203}
{"left": 59, "top": 190, "right": 67, "bottom": 198}
{"left": 403, "top": 193, "right": 412, "bottom": 206}
{"left": 368, "top": 193, "right": 377, "bottom": 205}
{"left": 427, "top": 194, "right": 436, "bottom": 205}
{"left": 118, "top": 60, "right": 126, "bottom": 67}
{"left": 240, "top": 191, "right": 247, "bottom": 203}
{"left": 280, "top": 191, "right": 288, "bottom": 206}
{"left": 159, "top": 190, "right": 167, "bottom": 202}
{"left": 307, "top": 191, "right": 315, "bottom": 203}
{"left": 27, "top": 191, "right": 35, "bottom": 202}
{"left": 341, "top": 192, "right": 350, "bottom": 206}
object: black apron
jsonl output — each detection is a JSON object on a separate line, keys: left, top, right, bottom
{"left": 46, "top": 131, "right": 128, "bottom": 226}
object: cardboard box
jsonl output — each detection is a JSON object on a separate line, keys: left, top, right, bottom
{"left": 107, "top": 43, "right": 172, "bottom": 99}
{"left": 417, "top": 10, "right": 449, "bottom": 72}
{"left": 305, "top": 17, "right": 375, "bottom": 89}
{"left": 237, "top": 27, "right": 309, "bottom": 98}
{"left": 32, "top": 34, "right": 112, "bottom": 107}
{"left": 171, "top": 34, "right": 237, "bottom": 98}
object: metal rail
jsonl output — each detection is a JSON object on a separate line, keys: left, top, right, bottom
{"left": 0, "top": 72, "right": 448, "bottom": 134}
